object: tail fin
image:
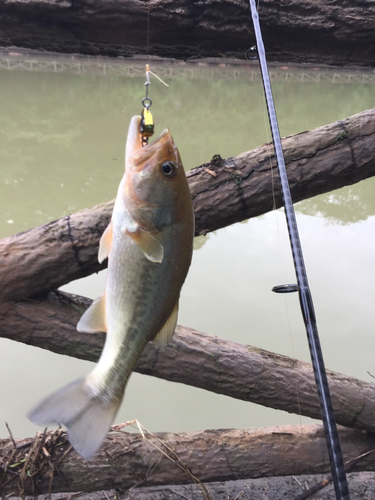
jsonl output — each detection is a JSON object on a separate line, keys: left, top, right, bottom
{"left": 28, "top": 377, "right": 122, "bottom": 460}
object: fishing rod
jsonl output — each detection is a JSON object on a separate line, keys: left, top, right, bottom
{"left": 247, "top": 1, "right": 350, "bottom": 499}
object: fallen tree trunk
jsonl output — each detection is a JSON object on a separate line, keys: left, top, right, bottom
{"left": 1, "top": 0, "right": 375, "bottom": 67}
{"left": 1, "top": 108, "right": 374, "bottom": 302}
{"left": 1, "top": 291, "right": 375, "bottom": 432}
{"left": 16, "top": 473, "right": 375, "bottom": 500}
{"left": 1, "top": 424, "right": 375, "bottom": 496}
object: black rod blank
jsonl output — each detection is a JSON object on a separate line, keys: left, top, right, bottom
{"left": 248, "top": 1, "right": 350, "bottom": 498}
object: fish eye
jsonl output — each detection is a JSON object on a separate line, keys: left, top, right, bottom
{"left": 161, "top": 161, "right": 177, "bottom": 178}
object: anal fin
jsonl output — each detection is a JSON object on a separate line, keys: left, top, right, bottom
{"left": 98, "top": 221, "right": 113, "bottom": 264}
{"left": 153, "top": 301, "right": 179, "bottom": 347}
{"left": 77, "top": 294, "right": 107, "bottom": 333}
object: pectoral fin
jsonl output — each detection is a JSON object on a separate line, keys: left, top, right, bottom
{"left": 98, "top": 221, "right": 113, "bottom": 264}
{"left": 153, "top": 302, "right": 179, "bottom": 347}
{"left": 77, "top": 294, "right": 107, "bottom": 333}
{"left": 127, "top": 228, "right": 164, "bottom": 263}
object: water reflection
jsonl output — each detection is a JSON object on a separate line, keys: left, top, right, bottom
{"left": 1, "top": 61, "right": 374, "bottom": 235}
{"left": 295, "top": 177, "right": 375, "bottom": 224}
{"left": 0, "top": 55, "right": 374, "bottom": 440}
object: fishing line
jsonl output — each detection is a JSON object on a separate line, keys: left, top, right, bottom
{"left": 140, "top": 10, "right": 169, "bottom": 146}
{"left": 146, "top": 6, "right": 150, "bottom": 58}
{"left": 141, "top": 10, "right": 153, "bottom": 146}
{"left": 283, "top": 286, "right": 304, "bottom": 428}
{"left": 271, "top": 203, "right": 304, "bottom": 428}
{"left": 258, "top": 62, "right": 301, "bottom": 423}
{"left": 257, "top": 72, "right": 277, "bottom": 210}
{"left": 247, "top": 1, "right": 350, "bottom": 499}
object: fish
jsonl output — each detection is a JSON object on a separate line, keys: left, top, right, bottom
{"left": 28, "top": 115, "right": 194, "bottom": 460}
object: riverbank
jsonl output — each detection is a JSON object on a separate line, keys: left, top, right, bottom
{"left": 1, "top": 0, "right": 375, "bottom": 67}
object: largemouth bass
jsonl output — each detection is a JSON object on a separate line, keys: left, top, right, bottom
{"left": 28, "top": 116, "right": 194, "bottom": 460}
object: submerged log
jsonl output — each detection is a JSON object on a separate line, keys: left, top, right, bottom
{"left": 1, "top": 291, "right": 375, "bottom": 432}
{"left": 1, "top": 424, "right": 375, "bottom": 496}
{"left": 0, "top": 0, "right": 375, "bottom": 66}
{"left": 0, "top": 108, "right": 374, "bottom": 303}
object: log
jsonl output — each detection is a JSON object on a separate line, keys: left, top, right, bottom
{"left": 1, "top": 291, "right": 375, "bottom": 433}
{"left": 0, "top": 201, "right": 113, "bottom": 302}
{"left": 1, "top": 108, "right": 375, "bottom": 302}
{"left": 1, "top": 424, "right": 375, "bottom": 496}
{"left": 0, "top": 0, "right": 375, "bottom": 67}
{"left": 14, "top": 473, "right": 375, "bottom": 500}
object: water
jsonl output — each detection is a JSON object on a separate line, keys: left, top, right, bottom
{"left": 0, "top": 53, "right": 374, "bottom": 440}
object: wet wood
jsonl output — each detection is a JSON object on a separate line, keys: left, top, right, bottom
{"left": 1, "top": 291, "right": 375, "bottom": 433}
{"left": 0, "top": 108, "right": 374, "bottom": 302}
{"left": 0, "top": 0, "right": 375, "bottom": 66}
{"left": 1, "top": 424, "right": 375, "bottom": 496}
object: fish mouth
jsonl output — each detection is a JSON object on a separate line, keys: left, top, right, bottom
{"left": 127, "top": 119, "right": 178, "bottom": 173}
{"left": 125, "top": 116, "right": 143, "bottom": 166}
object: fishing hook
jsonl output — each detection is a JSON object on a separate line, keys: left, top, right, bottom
{"left": 248, "top": 1, "right": 350, "bottom": 499}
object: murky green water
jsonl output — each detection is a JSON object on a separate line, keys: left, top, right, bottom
{"left": 0, "top": 54, "right": 374, "bottom": 439}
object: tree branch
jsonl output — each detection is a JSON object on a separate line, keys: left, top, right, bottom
{"left": 1, "top": 291, "right": 375, "bottom": 433}
{"left": 1, "top": 108, "right": 375, "bottom": 302}
{"left": 1, "top": 424, "right": 375, "bottom": 496}
{"left": 16, "top": 473, "right": 375, "bottom": 500}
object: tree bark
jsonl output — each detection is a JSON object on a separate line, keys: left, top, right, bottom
{"left": 0, "top": 1, "right": 375, "bottom": 67}
{"left": 1, "top": 424, "right": 375, "bottom": 496}
{"left": 1, "top": 108, "right": 375, "bottom": 303}
{"left": 16, "top": 473, "right": 375, "bottom": 500}
{"left": 1, "top": 291, "right": 375, "bottom": 433}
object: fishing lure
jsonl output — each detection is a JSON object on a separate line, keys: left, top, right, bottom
{"left": 140, "top": 64, "right": 154, "bottom": 145}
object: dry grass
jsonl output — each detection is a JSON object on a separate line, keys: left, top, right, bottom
{"left": 0, "top": 425, "right": 72, "bottom": 499}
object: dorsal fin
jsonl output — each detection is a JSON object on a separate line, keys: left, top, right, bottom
{"left": 153, "top": 301, "right": 179, "bottom": 347}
